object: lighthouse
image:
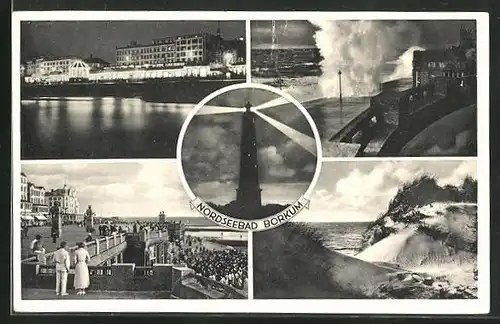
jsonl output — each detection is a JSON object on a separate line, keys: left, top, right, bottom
{"left": 235, "top": 101, "right": 262, "bottom": 217}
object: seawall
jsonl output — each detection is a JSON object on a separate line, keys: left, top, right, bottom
{"left": 21, "top": 79, "right": 245, "bottom": 103}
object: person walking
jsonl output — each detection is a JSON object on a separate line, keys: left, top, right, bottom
{"left": 53, "top": 241, "right": 70, "bottom": 296}
{"left": 51, "top": 227, "right": 58, "bottom": 244}
{"left": 73, "top": 242, "right": 90, "bottom": 295}
{"left": 22, "top": 223, "right": 29, "bottom": 238}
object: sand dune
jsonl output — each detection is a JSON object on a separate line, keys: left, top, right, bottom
{"left": 253, "top": 223, "right": 398, "bottom": 299}
{"left": 357, "top": 202, "right": 477, "bottom": 292}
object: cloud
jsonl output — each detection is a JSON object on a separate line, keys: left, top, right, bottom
{"left": 21, "top": 161, "right": 197, "bottom": 218}
{"left": 300, "top": 160, "right": 477, "bottom": 222}
{"left": 438, "top": 160, "right": 477, "bottom": 186}
{"left": 181, "top": 89, "right": 317, "bottom": 191}
{"left": 258, "top": 145, "right": 297, "bottom": 180}
{"left": 191, "top": 181, "right": 308, "bottom": 206}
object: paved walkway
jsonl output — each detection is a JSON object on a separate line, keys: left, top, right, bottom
{"left": 22, "top": 288, "right": 172, "bottom": 300}
{"left": 21, "top": 225, "right": 96, "bottom": 259}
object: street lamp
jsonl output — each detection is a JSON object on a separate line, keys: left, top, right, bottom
{"left": 338, "top": 70, "right": 343, "bottom": 125}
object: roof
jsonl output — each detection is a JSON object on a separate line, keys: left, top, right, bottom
{"left": 28, "top": 182, "right": 45, "bottom": 190}
{"left": 46, "top": 187, "right": 76, "bottom": 196}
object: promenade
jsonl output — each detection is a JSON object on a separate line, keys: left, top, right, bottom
{"left": 21, "top": 225, "right": 96, "bottom": 259}
{"left": 22, "top": 288, "right": 171, "bottom": 300}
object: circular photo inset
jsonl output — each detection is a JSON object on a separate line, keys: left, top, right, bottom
{"left": 177, "top": 83, "right": 322, "bottom": 231}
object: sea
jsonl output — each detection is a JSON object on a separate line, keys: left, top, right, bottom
{"left": 111, "top": 216, "right": 248, "bottom": 242}
{"left": 20, "top": 97, "right": 191, "bottom": 159}
{"left": 305, "top": 222, "right": 371, "bottom": 257}
{"left": 107, "top": 218, "right": 366, "bottom": 253}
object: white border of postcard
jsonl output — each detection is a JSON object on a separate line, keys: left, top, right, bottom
{"left": 12, "top": 11, "right": 490, "bottom": 314}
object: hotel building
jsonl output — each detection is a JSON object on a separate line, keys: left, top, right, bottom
{"left": 46, "top": 184, "right": 82, "bottom": 224}
{"left": 116, "top": 33, "right": 245, "bottom": 67}
{"left": 20, "top": 173, "right": 49, "bottom": 224}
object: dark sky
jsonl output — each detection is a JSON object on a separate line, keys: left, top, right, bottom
{"left": 21, "top": 21, "right": 245, "bottom": 63}
{"left": 251, "top": 20, "right": 476, "bottom": 50}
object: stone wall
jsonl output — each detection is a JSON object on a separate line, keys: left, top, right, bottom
{"left": 21, "top": 262, "right": 246, "bottom": 299}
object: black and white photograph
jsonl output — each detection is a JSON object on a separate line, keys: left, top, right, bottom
{"left": 254, "top": 160, "right": 479, "bottom": 299}
{"left": 19, "top": 161, "right": 248, "bottom": 300}
{"left": 180, "top": 85, "right": 319, "bottom": 222}
{"left": 251, "top": 20, "right": 477, "bottom": 157}
{"left": 20, "top": 20, "right": 247, "bottom": 159}
{"left": 12, "top": 11, "right": 488, "bottom": 315}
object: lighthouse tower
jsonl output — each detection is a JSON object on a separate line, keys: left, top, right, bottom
{"left": 235, "top": 102, "right": 262, "bottom": 217}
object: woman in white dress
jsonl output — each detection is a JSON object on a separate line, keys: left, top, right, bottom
{"left": 73, "top": 242, "right": 90, "bottom": 295}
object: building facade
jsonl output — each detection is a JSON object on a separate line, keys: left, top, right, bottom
{"left": 20, "top": 173, "right": 31, "bottom": 218}
{"left": 116, "top": 33, "right": 244, "bottom": 67}
{"left": 412, "top": 26, "right": 476, "bottom": 89}
{"left": 83, "top": 56, "right": 111, "bottom": 70}
{"left": 21, "top": 173, "right": 49, "bottom": 224}
{"left": 46, "top": 184, "right": 82, "bottom": 224}
{"left": 28, "top": 182, "right": 49, "bottom": 215}
{"left": 23, "top": 57, "right": 89, "bottom": 76}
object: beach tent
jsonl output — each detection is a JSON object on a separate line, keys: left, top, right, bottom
{"left": 34, "top": 214, "right": 47, "bottom": 221}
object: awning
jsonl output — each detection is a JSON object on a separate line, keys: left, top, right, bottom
{"left": 21, "top": 215, "right": 34, "bottom": 221}
{"left": 34, "top": 215, "right": 47, "bottom": 221}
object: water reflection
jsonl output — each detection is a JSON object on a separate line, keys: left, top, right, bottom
{"left": 21, "top": 97, "right": 192, "bottom": 159}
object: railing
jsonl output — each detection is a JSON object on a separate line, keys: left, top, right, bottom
{"left": 378, "top": 75, "right": 477, "bottom": 156}
{"left": 22, "top": 232, "right": 127, "bottom": 265}
{"left": 398, "top": 75, "right": 476, "bottom": 127}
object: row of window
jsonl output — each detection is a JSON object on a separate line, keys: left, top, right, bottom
{"left": 427, "top": 61, "right": 467, "bottom": 69}
{"left": 152, "top": 36, "right": 204, "bottom": 46}
{"left": 117, "top": 40, "right": 204, "bottom": 56}
{"left": 427, "top": 62, "right": 447, "bottom": 68}
{"left": 20, "top": 202, "right": 49, "bottom": 211}
{"left": 117, "top": 57, "right": 204, "bottom": 65}
{"left": 30, "top": 197, "right": 45, "bottom": 205}
{"left": 117, "top": 50, "right": 204, "bottom": 61}
{"left": 30, "top": 189, "right": 45, "bottom": 196}
{"left": 39, "top": 60, "right": 73, "bottom": 67}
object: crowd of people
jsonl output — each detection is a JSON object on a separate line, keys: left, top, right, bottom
{"left": 25, "top": 219, "right": 248, "bottom": 293}
{"left": 166, "top": 236, "right": 248, "bottom": 290}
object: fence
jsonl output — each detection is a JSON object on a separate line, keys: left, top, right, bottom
{"left": 22, "top": 233, "right": 127, "bottom": 266}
